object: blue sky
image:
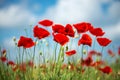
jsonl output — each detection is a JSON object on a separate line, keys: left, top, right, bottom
{"left": 0, "top": 0, "right": 120, "bottom": 61}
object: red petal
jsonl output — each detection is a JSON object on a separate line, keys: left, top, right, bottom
{"left": 53, "top": 33, "right": 69, "bottom": 46}
{"left": 33, "top": 25, "right": 50, "bottom": 39}
{"left": 38, "top": 19, "right": 53, "bottom": 26}
{"left": 97, "top": 37, "right": 112, "bottom": 47}
{"left": 65, "top": 50, "right": 76, "bottom": 56}
{"left": 78, "top": 34, "right": 92, "bottom": 46}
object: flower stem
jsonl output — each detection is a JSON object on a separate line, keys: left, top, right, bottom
{"left": 33, "top": 39, "right": 37, "bottom": 62}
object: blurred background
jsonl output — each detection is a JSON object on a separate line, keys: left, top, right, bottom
{"left": 0, "top": 0, "right": 120, "bottom": 61}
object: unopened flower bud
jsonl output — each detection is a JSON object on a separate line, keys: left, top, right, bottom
{"left": 13, "top": 36, "right": 16, "bottom": 42}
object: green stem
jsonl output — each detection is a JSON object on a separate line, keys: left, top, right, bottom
{"left": 33, "top": 39, "right": 37, "bottom": 62}
{"left": 101, "top": 46, "right": 104, "bottom": 60}
{"left": 81, "top": 45, "right": 84, "bottom": 73}
{"left": 93, "top": 37, "right": 96, "bottom": 50}
{"left": 54, "top": 43, "right": 58, "bottom": 63}
{"left": 22, "top": 48, "right": 25, "bottom": 64}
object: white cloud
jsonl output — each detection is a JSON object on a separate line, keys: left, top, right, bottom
{"left": 104, "top": 22, "right": 120, "bottom": 40}
{"left": 0, "top": 5, "right": 36, "bottom": 28}
{"left": 44, "top": 0, "right": 120, "bottom": 26}
{"left": 3, "top": 37, "right": 16, "bottom": 48}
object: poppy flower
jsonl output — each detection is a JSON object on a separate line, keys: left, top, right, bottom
{"left": 88, "top": 50, "right": 102, "bottom": 57}
{"left": 1, "top": 49, "right": 6, "bottom": 57}
{"left": 28, "top": 60, "right": 34, "bottom": 68}
{"left": 1, "top": 49, "right": 6, "bottom": 54}
{"left": 53, "top": 33, "right": 69, "bottom": 46}
{"left": 38, "top": 19, "right": 53, "bottom": 26}
{"left": 99, "top": 66, "right": 112, "bottom": 74}
{"left": 82, "top": 56, "right": 93, "bottom": 66}
{"left": 107, "top": 49, "right": 115, "bottom": 57}
{"left": 52, "top": 24, "right": 65, "bottom": 34}
{"left": 65, "top": 24, "right": 75, "bottom": 37}
{"left": 0, "top": 57, "right": 7, "bottom": 62}
{"left": 65, "top": 50, "right": 76, "bottom": 56}
{"left": 73, "top": 22, "right": 91, "bottom": 33}
{"left": 61, "top": 64, "right": 67, "bottom": 70}
{"left": 118, "top": 47, "right": 120, "bottom": 55}
{"left": 7, "top": 61, "right": 15, "bottom": 66}
{"left": 18, "top": 36, "right": 35, "bottom": 48}
{"left": 12, "top": 65, "right": 18, "bottom": 72}
{"left": 78, "top": 34, "right": 92, "bottom": 46}
{"left": 88, "top": 50, "right": 98, "bottom": 57}
{"left": 89, "top": 27, "right": 105, "bottom": 37}
{"left": 97, "top": 37, "right": 112, "bottom": 47}
{"left": 68, "top": 64, "right": 75, "bottom": 70}
{"left": 91, "top": 61, "right": 105, "bottom": 67}
{"left": 19, "top": 63, "right": 26, "bottom": 72}
{"left": 33, "top": 25, "right": 50, "bottom": 39}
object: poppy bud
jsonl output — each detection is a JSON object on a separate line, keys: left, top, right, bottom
{"left": 66, "top": 46, "right": 68, "bottom": 51}
{"left": 39, "top": 51, "right": 42, "bottom": 55}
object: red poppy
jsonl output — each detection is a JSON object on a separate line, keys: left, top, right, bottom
{"left": 78, "top": 34, "right": 92, "bottom": 46}
{"left": 97, "top": 37, "right": 112, "bottom": 47}
{"left": 88, "top": 50, "right": 102, "bottom": 57}
{"left": 0, "top": 57, "right": 7, "bottom": 62}
{"left": 28, "top": 60, "right": 34, "bottom": 68}
{"left": 88, "top": 50, "right": 98, "bottom": 57}
{"left": 7, "top": 61, "right": 15, "bottom": 66}
{"left": 65, "top": 50, "right": 76, "bottom": 56}
{"left": 82, "top": 56, "right": 93, "bottom": 66}
{"left": 65, "top": 24, "right": 75, "bottom": 37}
{"left": 19, "top": 63, "right": 26, "bottom": 72}
{"left": 18, "top": 36, "right": 35, "bottom": 48}
{"left": 68, "top": 64, "right": 75, "bottom": 70}
{"left": 89, "top": 27, "right": 105, "bottom": 37}
{"left": 99, "top": 66, "right": 112, "bottom": 74}
{"left": 91, "top": 61, "right": 105, "bottom": 67}
{"left": 53, "top": 33, "right": 69, "bottom": 46}
{"left": 107, "top": 49, "right": 115, "bottom": 57}
{"left": 1, "top": 49, "right": 6, "bottom": 54}
{"left": 73, "top": 22, "right": 91, "bottom": 33}
{"left": 38, "top": 19, "right": 53, "bottom": 26}
{"left": 61, "top": 64, "right": 67, "bottom": 70}
{"left": 12, "top": 65, "right": 18, "bottom": 72}
{"left": 33, "top": 25, "right": 50, "bottom": 39}
{"left": 52, "top": 24, "right": 65, "bottom": 34}
{"left": 118, "top": 47, "right": 120, "bottom": 55}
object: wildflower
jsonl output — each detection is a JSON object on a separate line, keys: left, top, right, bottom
{"left": 33, "top": 25, "right": 50, "bottom": 39}
{"left": 82, "top": 56, "right": 93, "bottom": 66}
{"left": 107, "top": 49, "right": 115, "bottom": 57}
{"left": 12, "top": 65, "right": 18, "bottom": 72}
{"left": 97, "top": 37, "right": 112, "bottom": 47}
{"left": 73, "top": 22, "right": 91, "bottom": 33}
{"left": 1, "top": 49, "right": 6, "bottom": 57}
{"left": 88, "top": 50, "right": 102, "bottom": 57}
{"left": 61, "top": 64, "right": 67, "bottom": 70}
{"left": 91, "top": 61, "right": 104, "bottom": 67}
{"left": 0, "top": 57, "right": 7, "bottom": 62}
{"left": 19, "top": 63, "right": 26, "bottom": 72}
{"left": 53, "top": 33, "right": 69, "bottom": 46}
{"left": 65, "top": 24, "right": 75, "bottom": 37}
{"left": 65, "top": 50, "right": 76, "bottom": 56}
{"left": 7, "top": 61, "right": 15, "bottom": 66}
{"left": 99, "top": 66, "right": 112, "bottom": 74}
{"left": 38, "top": 19, "right": 53, "bottom": 26}
{"left": 118, "top": 47, "right": 120, "bottom": 55}
{"left": 28, "top": 60, "right": 34, "bottom": 68}
{"left": 68, "top": 64, "right": 75, "bottom": 70}
{"left": 52, "top": 24, "right": 65, "bottom": 34}
{"left": 78, "top": 34, "right": 92, "bottom": 46}
{"left": 18, "top": 36, "right": 35, "bottom": 48}
{"left": 89, "top": 27, "right": 105, "bottom": 37}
